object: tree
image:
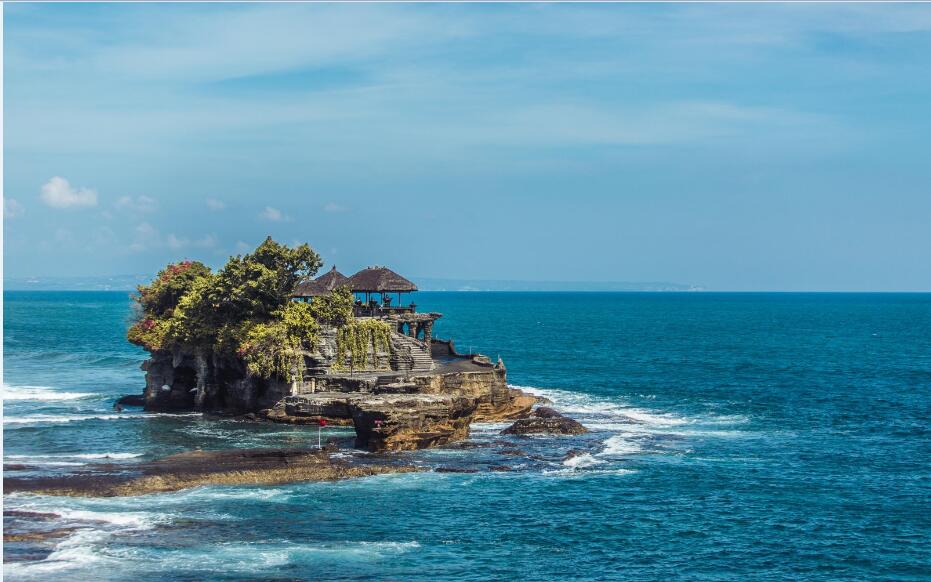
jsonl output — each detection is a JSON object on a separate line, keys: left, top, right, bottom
{"left": 127, "top": 238, "right": 390, "bottom": 381}
{"left": 128, "top": 238, "right": 321, "bottom": 355}
{"left": 134, "top": 261, "right": 211, "bottom": 318}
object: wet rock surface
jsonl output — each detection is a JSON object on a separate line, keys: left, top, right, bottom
{"left": 270, "top": 374, "right": 543, "bottom": 452}
{"left": 502, "top": 407, "right": 589, "bottom": 435}
{"left": 3, "top": 448, "right": 419, "bottom": 497}
{"left": 115, "top": 393, "right": 146, "bottom": 407}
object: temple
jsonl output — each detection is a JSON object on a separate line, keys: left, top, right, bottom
{"left": 293, "top": 265, "right": 441, "bottom": 367}
{"left": 139, "top": 263, "right": 538, "bottom": 452}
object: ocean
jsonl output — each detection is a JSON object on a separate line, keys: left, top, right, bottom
{"left": 3, "top": 291, "right": 930, "bottom": 580}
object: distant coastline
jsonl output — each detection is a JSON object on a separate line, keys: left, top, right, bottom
{"left": 4, "top": 275, "right": 704, "bottom": 293}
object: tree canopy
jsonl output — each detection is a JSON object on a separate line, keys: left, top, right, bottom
{"left": 128, "top": 238, "right": 389, "bottom": 381}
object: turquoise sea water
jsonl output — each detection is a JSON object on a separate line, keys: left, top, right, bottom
{"left": 3, "top": 291, "right": 930, "bottom": 580}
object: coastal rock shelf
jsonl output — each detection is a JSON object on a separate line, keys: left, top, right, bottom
{"left": 3, "top": 449, "right": 419, "bottom": 497}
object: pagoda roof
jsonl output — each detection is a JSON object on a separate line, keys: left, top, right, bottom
{"left": 293, "top": 266, "right": 349, "bottom": 297}
{"left": 345, "top": 266, "right": 418, "bottom": 293}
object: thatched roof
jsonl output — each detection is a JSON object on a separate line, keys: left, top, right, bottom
{"left": 293, "top": 266, "right": 349, "bottom": 297}
{"left": 345, "top": 266, "right": 417, "bottom": 293}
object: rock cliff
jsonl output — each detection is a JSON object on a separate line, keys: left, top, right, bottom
{"left": 135, "top": 335, "right": 540, "bottom": 452}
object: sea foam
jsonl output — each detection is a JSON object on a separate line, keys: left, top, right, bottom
{"left": 3, "top": 384, "right": 95, "bottom": 401}
{"left": 5, "top": 452, "right": 143, "bottom": 464}
{"left": 4, "top": 412, "right": 201, "bottom": 425}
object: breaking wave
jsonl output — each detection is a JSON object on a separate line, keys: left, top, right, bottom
{"left": 562, "top": 453, "right": 605, "bottom": 469}
{"left": 509, "top": 383, "right": 750, "bottom": 471}
{"left": 3, "top": 384, "right": 96, "bottom": 401}
{"left": 5, "top": 452, "right": 143, "bottom": 464}
{"left": 4, "top": 412, "right": 201, "bottom": 426}
{"left": 2, "top": 499, "right": 171, "bottom": 578}
{"left": 600, "top": 435, "right": 643, "bottom": 457}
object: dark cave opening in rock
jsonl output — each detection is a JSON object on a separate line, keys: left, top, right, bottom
{"left": 169, "top": 365, "right": 198, "bottom": 409}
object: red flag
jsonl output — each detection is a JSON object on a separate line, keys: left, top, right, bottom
{"left": 319, "top": 418, "right": 327, "bottom": 427}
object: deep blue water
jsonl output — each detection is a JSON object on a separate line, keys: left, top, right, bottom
{"left": 3, "top": 291, "right": 930, "bottom": 581}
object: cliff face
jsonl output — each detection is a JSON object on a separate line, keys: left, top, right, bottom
{"left": 142, "top": 349, "right": 292, "bottom": 413}
{"left": 142, "top": 329, "right": 424, "bottom": 413}
{"left": 139, "top": 335, "right": 539, "bottom": 452}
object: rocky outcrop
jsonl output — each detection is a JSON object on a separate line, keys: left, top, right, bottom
{"left": 115, "top": 394, "right": 145, "bottom": 407}
{"left": 134, "top": 330, "right": 541, "bottom": 452}
{"left": 3, "top": 449, "right": 419, "bottom": 497}
{"left": 473, "top": 389, "right": 538, "bottom": 422}
{"left": 141, "top": 348, "right": 292, "bottom": 413}
{"left": 502, "top": 407, "right": 588, "bottom": 435}
{"left": 350, "top": 393, "right": 476, "bottom": 451}
{"left": 269, "top": 364, "right": 542, "bottom": 452}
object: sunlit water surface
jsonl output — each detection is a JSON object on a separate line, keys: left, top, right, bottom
{"left": 3, "top": 291, "right": 930, "bottom": 580}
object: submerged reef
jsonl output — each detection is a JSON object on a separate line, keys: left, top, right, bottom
{"left": 3, "top": 449, "right": 419, "bottom": 497}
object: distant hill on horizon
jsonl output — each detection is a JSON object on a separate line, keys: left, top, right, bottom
{"left": 4, "top": 274, "right": 703, "bottom": 293}
{"left": 414, "top": 277, "right": 703, "bottom": 292}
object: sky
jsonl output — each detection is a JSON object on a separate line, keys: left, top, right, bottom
{"left": 4, "top": 3, "right": 931, "bottom": 291}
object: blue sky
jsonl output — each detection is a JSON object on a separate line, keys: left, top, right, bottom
{"left": 4, "top": 3, "right": 931, "bottom": 291}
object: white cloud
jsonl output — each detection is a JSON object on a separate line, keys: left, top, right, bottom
{"left": 206, "top": 198, "right": 226, "bottom": 211}
{"left": 116, "top": 195, "right": 157, "bottom": 214}
{"left": 166, "top": 233, "right": 186, "bottom": 250}
{"left": 4, "top": 197, "right": 25, "bottom": 219}
{"left": 235, "top": 240, "right": 252, "bottom": 254}
{"left": 259, "top": 206, "right": 289, "bottom": 222}
{"left": 129, "top": 222, "right": 161, "bottom": 252}
{"left": 130, "top": 222, "right": 218, "bottom": 253}
{"left": 323, "top": 202, "right": 349, "bottom": 213}
{"left": 40, "top": 177, "right": 98, "bottom": 208}
{"left": 167, "top": 233, "right": 218, "bottom": 250}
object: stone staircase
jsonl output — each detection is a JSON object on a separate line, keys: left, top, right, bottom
{"left": 390, "top": 334, "right": 435, "bottom": 373}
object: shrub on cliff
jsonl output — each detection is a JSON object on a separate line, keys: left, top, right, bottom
{"left": 238, "top": 302, "right": 320, "bottom": 380}
{"left": 334, "top": 319, "right": 392, "bottom": 371}
{"left": 308, "top": 286, "right": 354, "bottom": 327}
{"left": 135, "top": 260, "right": 212, "bottom": 319}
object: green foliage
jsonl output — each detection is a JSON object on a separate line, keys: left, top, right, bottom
{"left": 309, "top": 286, "right": 354, "bottom": 327}
{"left": 127, "top": 238, "right": 321, "bottom": 362}
{"left": 135, "top": 261, "right": 211, "bottom": 318}
{"left": 127, "top": 238, "right": 396, "bottom": 381}
{"left": 238, "top": 302, "right": 320, "bottom": 382}
{"left": 334, "top": 319, "right": 392, "bottom": 371}
{"left": 127, "top": 317, "right": 172, "bottom": 352}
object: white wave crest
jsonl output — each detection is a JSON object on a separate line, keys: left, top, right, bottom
{"left": 508, "top": 383, "right": 751, "bottom": 470}
{"left": 509, "top": 383, "right": 747, "bottom": 431}
{"left": 6, "top": 452, "right": 143, "bottom": 463}
{"left": 4, "top": 412, "right": 201, "bottom": 426}
{"left": 51, "top": 507, "right": 161, "bottom": 529}
{"left": 3, "top": 384, "right": 95, "bottom": 401}
{"left": 600, "top": 435, "right": 643, "bottom": 456}
{"left": 2, "top": 503, "right": 169, "bottom": 578}
{"left": 562, "top": 453, "right": 605, "bottom": 469}
{"left": 544, "top": 467, "right": 637, "bottom": 478}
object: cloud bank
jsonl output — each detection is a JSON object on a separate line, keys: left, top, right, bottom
{"left": 40, "top": 177, "right": 98, "bottom": 209}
